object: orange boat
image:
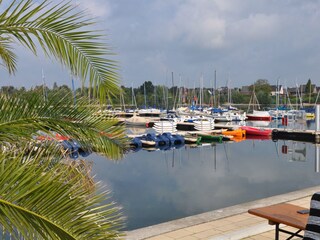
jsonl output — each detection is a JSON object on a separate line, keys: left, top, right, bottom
{"left": 222, "top": 128, "right": 246, "bottom": 138}
{"left": 232, "top": 137, "right": 246, "bottom": 142}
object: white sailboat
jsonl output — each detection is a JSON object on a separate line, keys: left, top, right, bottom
{"left": 246, "top": 86, "right": 271, "bottom": 121}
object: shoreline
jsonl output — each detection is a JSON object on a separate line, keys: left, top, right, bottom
{"left": 126, "top": 185, "right": 320, "bottom": 240}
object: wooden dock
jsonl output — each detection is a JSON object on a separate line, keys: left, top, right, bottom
{"left": 271, "top": 129, "right": 320, "bottom": 143}
{"left": 140, "top": 121, "right": 320, "bottom": 144}
{"left": 214, "top": 124, "right": 320, "bottom": 144}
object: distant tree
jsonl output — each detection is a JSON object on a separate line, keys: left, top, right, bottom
{"left": 305, "top": 79, "right": 312, "bottom": 93}
{"left": 135, "top": 93, "right": 145, "bottom": 108}
{"left": 255, "top": 79, "right": 269, "bottom": 85}
{"left": 250, "top": 79, "right": 272, "bottom": 94}
{"left": 305, "top": 79, "right": 313, "bottom": 103}
{"left": 256, "top": 91, "right": 272, "bottom": 106}
{"left": 137, "top": 81, "right": 154, "bottom": 107}
{"left": 219, "top": 94, "right": 227, "bottom": 105}
{"left": 121, "top": 86, "right": 132, "bottom": 106}
{"left": 53, "top": 82, "right": 58, "bottom": 90}
{"left": 139, "top": 81, "right": 154, "bottom": 95}
{"left": 1, "top": 86, "right": 15, "bottom": 95}
{"left": 232, "top": 91, "right": 245, "bottom": 104}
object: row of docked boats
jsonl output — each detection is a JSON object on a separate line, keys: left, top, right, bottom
{"left": 121, "top": 109, "right": 273, "bottom": 130}
{"left": 107, "top": 104, "right": 316, "bottom": 128}
{"left": 106, "top": 106, "right": 294, "bottom": 152}
{"left": 130, "top": 132, "right": 185, "bottom": 150}
{"left": 129, "top": 125, "right": 273, "bottom": 151}
{"left": 33, "top": 131, "right": 91, "bottom": 159}
{"left": 151, "top": 121, "right": 272, "bottom": 137}
{"left": 123, "top": 108, "right": 248, "bottom": 126}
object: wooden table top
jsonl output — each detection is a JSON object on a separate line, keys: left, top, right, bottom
{"left": 248, "top": 203, "right": 309, "bottom": 230}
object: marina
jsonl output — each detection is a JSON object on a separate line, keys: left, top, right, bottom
{"left": 4, "top": 1, "right": 320, "bottom": 239}
{"left": 91, "top": 99, "right": 320, "bottom": 237}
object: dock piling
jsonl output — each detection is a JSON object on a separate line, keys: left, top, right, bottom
{"left": 316, "top": 105, "right": 320, "bottom": 131}
{"left": 316, "top": 145, "right": 320, "bottom": 173}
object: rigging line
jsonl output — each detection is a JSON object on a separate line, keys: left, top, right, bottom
{"left": 274, "top": 139, "right": 280, "bottom": 160}
{"left": 223, "top": 142, "right": 230, "bottom": 172}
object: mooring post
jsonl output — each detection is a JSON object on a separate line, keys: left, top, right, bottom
{"left": 316, "top": 145, "right": 320, "bottom": 173}
{"left": 316, "top": 105, "right": 320, "bottom": 131}
{"left": 316, "top": 105, "right": 320, "bottom": 172}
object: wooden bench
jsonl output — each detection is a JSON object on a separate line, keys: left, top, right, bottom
{"left": 248, "top": 203, "right": 309, "bottom": 240}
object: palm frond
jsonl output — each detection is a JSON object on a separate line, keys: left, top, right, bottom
{"left": 0, "top": 93, "right": 129, "bottom": 159}
{"left": 0, "top": 0, "right": 120, "bottom": 101}
{"left": 0, "top": 148, "right": 125, "bottom": 239}
{"left": 0, "top": 36, "right": 17, "bottom": 74}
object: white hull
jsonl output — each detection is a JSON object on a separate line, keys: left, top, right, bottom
{"left": 152, "top": 121, "right": 177, "bottom": 133}
{"left": 193, "top": 120, "right": 215, "bottom": 131}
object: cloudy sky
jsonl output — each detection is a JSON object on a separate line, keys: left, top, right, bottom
{"left": 1, "top": 0, "right": 320, "bottom": 89}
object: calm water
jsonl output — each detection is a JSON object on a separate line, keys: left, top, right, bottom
{"left": 91, "top": 120, "right": 320, "bottom": 230}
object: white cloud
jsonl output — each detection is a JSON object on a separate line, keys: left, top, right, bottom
{"left": 75, "top": 0, "right": 111, "bottom": 18}
{"left": 4, "top": 0, "right": 320, "bottom": 89}
{"left": 168, "top": 0, "right": 227, "bottom": 49}
{"left": 229, "top": 13, "right": 281, "bottom": 43}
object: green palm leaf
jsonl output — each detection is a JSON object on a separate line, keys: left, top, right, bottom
{"left": 0, "top": 93, "right": 129, "bottom": 159}
{"left": 0, "top": 0, "right": 119, "bottom": 100}
{"left": 0, "top": 1, "right": 129, "bottom": 238}
{"left": 0, "top": 148, "right": 124, "bottom": 239}
{"left": 0, "top": 36, "right": 17, "bottom": 74}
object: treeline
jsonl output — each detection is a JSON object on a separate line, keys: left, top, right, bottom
{"left": 1, "top": 79, "right": 319, "bottom": 109}
{"left": 0, "top": 83, "right": 93, "bottom": 105}
{"left": 118, "top": 79, "right": 319, "bottom": 109}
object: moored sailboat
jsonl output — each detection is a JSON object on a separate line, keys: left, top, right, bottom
{"left": 246, "top": 86, "right": 272, "bottom": 121}
{"left": 246, "top": 110, "right": 272, "bottom": 121}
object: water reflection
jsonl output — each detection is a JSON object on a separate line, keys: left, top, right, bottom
{"left": 276, "top": 140, "right": 320, "bottom": 173}
{"left": 91, "top": 139, "right": 320, "bottom": 230}
{"left": 249, "top": 121, "right": 271, "bottom": 127}
{"left": 126, "top": 126, "right": 148, "bottom": 135}
{"left": 277, "top": 141, "right": 307, "bottom": 162}
{"left": 316, "top": 144, "right": 320, "bottom": 173}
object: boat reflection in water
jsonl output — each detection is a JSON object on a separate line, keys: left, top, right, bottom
{"left": 248, "top": 120, "right": 271, "bottom": 127}
{"left": 126, "top": 126, "right": 150, "bottom": 135}
{"left": 276, "top": 140, "right": 307, "bottom": 162}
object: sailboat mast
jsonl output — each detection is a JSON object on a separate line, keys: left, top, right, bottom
{"left": 131, "top": 84, "right": 134, "bottom": 106}
{"left": 154, "top": 82, "right": 157, "bottom": 108}
{"left": 42, "top": 69, "right": 47, "bottom": 102}
{"left": 200, "top": 74, "right": 203, "bottom": 109}
{"left": 214, "top": 70, "right": 217, "bottom": 108}
{"left": 173, "top": 74, "right": 181, "bottom": 110}
{"left": 131, "top": 85, "right": 137, "bottom": 109}
{"left": 227, "top": 75, "right": 230, "bottom": 104}
{"left": 144, "top": 82, "right": 147, "bottom": 109}
{"left": 71, "top": 76, "right": 76, "bottom": 105}
{"left": 171, "top": 72, "right": 174, "bottom": 110}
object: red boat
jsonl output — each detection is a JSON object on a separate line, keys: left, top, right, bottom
{"left": 246, "top": 110, "right": 272, "bottom": 121}
{"left": 245, "top": 134, "right": 271, "bottom": 140}
{"left": 240, "top": 126, "right": 272, "bottom": 136}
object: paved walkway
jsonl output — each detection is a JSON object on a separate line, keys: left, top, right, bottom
{"left": 126, "top": 185, "right": 320, "bottom": 240}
